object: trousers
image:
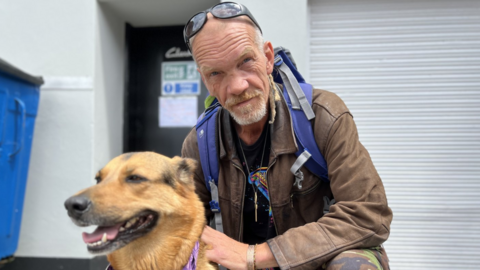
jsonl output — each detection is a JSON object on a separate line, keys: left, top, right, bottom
{"left": 323, "top": 246, "right": 390, "bottom": 270}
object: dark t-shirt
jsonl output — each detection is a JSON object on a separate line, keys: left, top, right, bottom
{"left": 234, "top": 122, "right": 277, "bottom": 245}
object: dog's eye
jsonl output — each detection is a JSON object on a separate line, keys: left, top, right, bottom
{"left": 126, "top": 175, "right": 146, "bottom": 183}
{"left": 95, "top": 176, "right": 101, "bottom": 184}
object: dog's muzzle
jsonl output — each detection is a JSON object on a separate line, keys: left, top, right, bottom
{"left": 64, "top": 195, "right": 92, "bottom": 218}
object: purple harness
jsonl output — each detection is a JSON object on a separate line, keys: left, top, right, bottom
{"left": 106, "top": 241, "right": 200, "bottom": 270}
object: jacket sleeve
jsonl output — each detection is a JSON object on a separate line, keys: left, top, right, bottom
{"left": 267, "top": 92, "right": 393, "bottom": 269}
{"left": 181, "top": 128, "right": 214, "bottom": 222}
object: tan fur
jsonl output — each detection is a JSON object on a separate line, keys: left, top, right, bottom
{"left": 71, "top": 152, "right": 216, "bottom": 270}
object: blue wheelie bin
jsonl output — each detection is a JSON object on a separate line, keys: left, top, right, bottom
{"left": 0, "top": 58, "right": 43, "bottom": 264}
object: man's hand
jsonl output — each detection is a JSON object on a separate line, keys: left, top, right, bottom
{"left": 201, "top": 225, "right": 249, "bottom": 270}
{"left": 201, "top": 226, "right": 279, "bottom": 270}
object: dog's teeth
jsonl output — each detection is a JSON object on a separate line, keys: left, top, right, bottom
{"left": 87, "top": 240, "right": 103, "bottom": 247}
{"left": 126, "top": 218, "right": 137, "bottom": 228}
{"left": 102, "top": 233, "right": 107, "bottom": 243}
{"left": 125, "top": 221, "right": 133, "bottom": 229}
{"left": 119, "top": 226, "right": 125, "bottom": 232}
{"left": 123, "top": 217, "right": 141, "bottom": 230}
{"left": 87, "top": 237, "right": 107, "bottom": 248}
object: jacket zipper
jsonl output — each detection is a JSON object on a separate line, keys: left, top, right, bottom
{"left": 233, "top": 162, "right": 246, "bottom": 241}
{"left": 279, "top": 89, "right": 303, "bottom": 209}
{"left": 266, "top": 158, "right": 279, "bottom": 236}
{"left": 290, "top": 178, "right": 322, "bottom": 208}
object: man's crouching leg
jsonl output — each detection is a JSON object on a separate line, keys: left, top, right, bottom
{"left": 322, "top": 246, "right": 390, "bottom": 270}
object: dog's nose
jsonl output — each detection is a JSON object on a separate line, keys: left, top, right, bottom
{"left": 64, "top": 196, "right": 91, "bottom": 216}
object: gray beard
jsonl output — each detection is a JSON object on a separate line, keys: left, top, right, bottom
{"left": 229, "top": 101, "right": 267, "bottom": 126}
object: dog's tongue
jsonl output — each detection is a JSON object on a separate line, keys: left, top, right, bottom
{"left": 82, "top": 223, "right": 123, "bottom": 243}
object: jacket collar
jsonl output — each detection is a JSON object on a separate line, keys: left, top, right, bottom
{"left": 218, "top": 85, "right": 298, "bottom": 162}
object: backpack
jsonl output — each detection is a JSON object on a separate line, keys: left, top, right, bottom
{"left": 195, "top": 47, "right": 329, "bottom": 234}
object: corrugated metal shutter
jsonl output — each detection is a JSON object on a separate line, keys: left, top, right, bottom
{"left": 309, "top": 0, "right": 480, "bottom": 269}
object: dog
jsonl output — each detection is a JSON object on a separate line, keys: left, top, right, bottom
{"left": 64, "top": 152, "right": 217, "bottom": 270}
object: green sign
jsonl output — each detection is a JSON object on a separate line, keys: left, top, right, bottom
{"left": 163, "top": 62, "right": 199, "bottom": 81}
{"left": 161, "top": 61, "right": 201, "bottom": 95}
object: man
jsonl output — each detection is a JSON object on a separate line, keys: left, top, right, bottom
{"left": 181, "top": 3, "right": 392, "bottom": 270}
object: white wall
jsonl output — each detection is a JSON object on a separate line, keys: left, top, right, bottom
{"left": 16, "top": 87, "right": 94, "bottom": 258}
{"left": 94, "top": 3, "right": 125, "bottom": 177}
{"left": 0, "top": 0, "right": 106, "bottom": 259}
{"left": 228, "top": 0, "right": 310, "bottom": 81}
{"left": 0, "top": 0, "right": 95, "bottom": 77}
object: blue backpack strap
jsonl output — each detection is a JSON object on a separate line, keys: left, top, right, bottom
{"left": 274, "top": 54, "right": 315, "bottom": 121}
{"left": 195, "top": 101, "right": 224, "bottom": 233}
{"left": 273, "top": 47, "right": 305, "bottom": 84}
{"left": 282, "top": 83, "right": 329, "bottom": 186}
{"left": 273, "top": 47, "right": 329, "bottom": 188}
{"left": 196, "top": 103, "right": 220, "bottom": 190}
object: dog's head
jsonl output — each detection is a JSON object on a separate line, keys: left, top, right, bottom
{"left": 64, "top": 152, "right": 199, "bottom": 255}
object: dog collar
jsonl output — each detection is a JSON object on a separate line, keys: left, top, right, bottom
{"left": 183, "top": 241, "right": 200, "bottom": 270}
{"left": 105, "top": 241, "right": 200, "bottom": 270}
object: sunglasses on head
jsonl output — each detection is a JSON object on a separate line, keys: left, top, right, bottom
{"left": 183, "top": 2, "right": 262, "bottom": 53}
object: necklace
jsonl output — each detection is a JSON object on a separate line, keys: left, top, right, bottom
{"left": 237, "top": 124, "right": 269, "bottom": 222}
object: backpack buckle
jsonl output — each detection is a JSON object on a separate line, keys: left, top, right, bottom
{"left": 274, "top": 55, "right": 284, "bottom": 67}
{"left": 291, "top": 150, "right": 311, "bottom": 190}
{"left": 293, "top": 170, "right": 304, "bottom": 189}
{"left": 209, "top": 200, "right": 221, "bottom": 213}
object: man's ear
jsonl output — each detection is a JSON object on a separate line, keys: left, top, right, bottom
{"left": 264, "top": 41, "right": 275, "bottom": 74}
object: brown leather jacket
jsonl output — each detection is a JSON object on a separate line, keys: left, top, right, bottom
{"left": 181, "top": 88, "right": 393, "bottom": 270}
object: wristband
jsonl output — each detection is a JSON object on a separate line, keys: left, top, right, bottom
{"left": 253, "top": 244, "right": 257, "bottom": 269}
{"left": 247, "top": 245, "right": 255, "bottom": 270}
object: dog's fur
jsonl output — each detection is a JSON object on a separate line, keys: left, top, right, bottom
{"left": 65, "top": 152, "right": 216, "bottom": 270}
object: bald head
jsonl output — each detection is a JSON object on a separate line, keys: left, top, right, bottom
{"left": 189, "top": 14, "right": 263, "bottom": 62}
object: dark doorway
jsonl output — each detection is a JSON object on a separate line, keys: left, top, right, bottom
{"left": 124, "top": 24, "right": 208, "bottom": 157}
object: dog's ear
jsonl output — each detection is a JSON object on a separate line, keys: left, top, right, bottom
{"left": 171, "top": 156, "right": 197, "bottom": 186}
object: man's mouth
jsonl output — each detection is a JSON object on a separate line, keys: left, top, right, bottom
{"left": 225, "top": 90, "right": 262, "bottom": 109}
{"left": 81, "top": 211, "right": 158, "bottom": 254}
{"left": 227, "top": 96, "right": 260, "bottom": 112}
{"left": 234, "top": 97, "right": 255, "bottom": 107}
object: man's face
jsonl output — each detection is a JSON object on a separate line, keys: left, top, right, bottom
{"left": 192, "top": 16, "right": 274, "bottom": 126}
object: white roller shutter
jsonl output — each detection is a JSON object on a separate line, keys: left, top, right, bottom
{"left": 309, "top": 0, "right": 480, "bottom": 269}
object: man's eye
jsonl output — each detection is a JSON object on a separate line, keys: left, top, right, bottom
{"left": 210, "top": 71, "right": 219, "bottom": 77}
{"left": 243, "top": 57, "right": 252, "bottom": 63}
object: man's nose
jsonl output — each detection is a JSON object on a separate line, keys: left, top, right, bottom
{"left": 226, "top": 72, "right": 249, "bottom": 96}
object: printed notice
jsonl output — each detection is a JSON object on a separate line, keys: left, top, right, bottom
{"left": 161, "top": 61, "right": 201, "bottom": 95}
{"left": 159, "top": 96, "right": 198, "bottom": 128}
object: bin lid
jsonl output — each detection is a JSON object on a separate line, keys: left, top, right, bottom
{"left": 0, "top": 57, "right": 44, "bottom": 86}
